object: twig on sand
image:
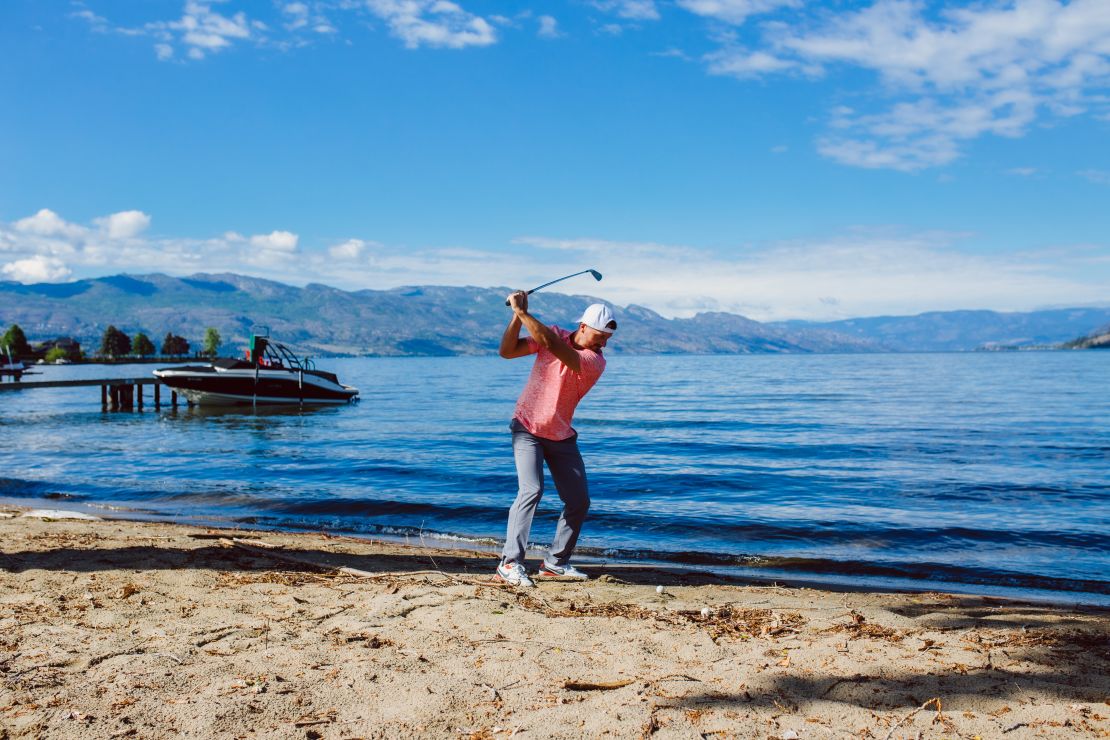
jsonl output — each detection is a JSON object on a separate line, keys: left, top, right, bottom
{"left": 651, "top": 674, "right": 701, "bottom": 684}
{"left": 881, "top": 697, "right": 942, "bottom": 740}
{"left": 83, "top": 647, "right": 182, "bottom": 668}
{"left": 310, "top": 604, "right": 353, "bottom": 623}
{"left": 231, "top": 537, "right": 277, "bottom": 549}
{"left": 89, "top": 648, "right": 144, "bottom": 668}
{"left": 293, "top": 715, "right": 337, "bottom": 728}
{"left": 564, "top": 678, "right": 636, "bottom": 691}
{"left": 643, "top": 703, "right": 662, "bottom": 737}
{"left": 418, "top": 520, "right": 444, "bottom": 573}
{"left": 195, "top": 628, "right": 243, "bottom": 647}
{"left": 536, "top": 643, "right": 587, "bottom": 656}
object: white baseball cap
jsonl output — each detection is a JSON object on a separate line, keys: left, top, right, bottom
{"left": 579, "top": 303, "right": 617, "bottom": 334}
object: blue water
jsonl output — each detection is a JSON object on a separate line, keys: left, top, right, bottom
{"left": 2, "top": 352, "right": 1108, "bottom": 604}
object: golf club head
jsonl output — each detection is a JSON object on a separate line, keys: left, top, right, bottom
{"left": 589, "top": 269, "right": 602, "bottom": 281}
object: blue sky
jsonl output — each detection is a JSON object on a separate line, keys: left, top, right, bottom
{"left": 1, "top": 0, "right": 1108, "bottom": 320}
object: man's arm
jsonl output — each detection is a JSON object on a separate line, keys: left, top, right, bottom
{"left": 499, "top": 308, "right": 532, "bottom": 359}
{"left": 505, "top": 291, "right": 581, "bottom": 373}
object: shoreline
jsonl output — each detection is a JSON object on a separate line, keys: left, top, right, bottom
{"left": 8, "top": 497, "right": 1108, "bottom": 610}
{"left": 3, "top": 506, "right": 1108, "bottom": 738}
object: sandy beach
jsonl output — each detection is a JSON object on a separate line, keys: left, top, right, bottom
{"left": 1, "top": 508, "right": 1107, "bottom": 739}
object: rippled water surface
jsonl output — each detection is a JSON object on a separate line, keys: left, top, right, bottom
{"left": 2, "top": 352, "right": 1107, "bottom": 604}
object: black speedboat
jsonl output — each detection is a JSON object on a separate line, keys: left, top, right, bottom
{"left": 153, "top": 334, "right": 358, "bottom": 406}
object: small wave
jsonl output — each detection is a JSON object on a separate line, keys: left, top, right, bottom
{"left": 584, "top": 546, "right": 1110, "bottom": 595}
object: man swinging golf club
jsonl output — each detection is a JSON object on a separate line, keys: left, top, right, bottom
{"left": 495, "top": 289, "right": 617, "bottom": 587}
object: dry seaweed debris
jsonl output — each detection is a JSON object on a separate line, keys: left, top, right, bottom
{"left": 509, "top": 594, "right": 804, "bottom": 641}
{"left": 824, "top": 610, "right": 905, "bottom": 642}
{"left": 679, "top": 607, "right": 806, "bottom": 641}
{"left": 967, "top": 629, "right": 1110, "bottom": 661}
{"left": 213, "top": 570, "right": 359, "bottom": 588}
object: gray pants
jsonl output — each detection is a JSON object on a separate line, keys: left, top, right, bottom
{"left": 501, "top": 418, "right": 590, "bottom": 566}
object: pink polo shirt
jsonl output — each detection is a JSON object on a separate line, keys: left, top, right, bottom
{"left": 513, "top": 325, "right": 606, "bottom": 441}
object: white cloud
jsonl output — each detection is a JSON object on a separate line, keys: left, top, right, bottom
{"left": 510, "top": 231, "right": 1110, "bottom": 320}
{"left": 72, "top": 0, "right": 266, "bottom": 61}
{"left": 76, "top": 0, "right": 505, "bottom": 55}
{"left": 652, "top": 47, "right": 692, "bottom": 61}
{"left": 250, "top": 230, "right": 299, "bottom": 252}
{"left": 282, "top": 2, "right": 310, "bottom": 31}
{"left": 2, "top": 256, "right": 73, "bottom": 283}
{"left": 538, "top": 15, "right": 560, "bottom": 39}
{"left": 70, "top": 8, "right": 109, "bottom": 32}
{"left": 163, "top": 0, "right": 253, "bottom": 59}
{"left": 676, "top": 0, "right": 798, "bottom": 26}
{"left": 74, "top": 0, "right": 258, "bottom": 61}
{"left": 591, "top": 0, "right": 660, "bottom": 22}
{"left": 3, "top": 209, "right": 1107, "bottom": 320}
{"left": 13, "top": 209, "right": 87, "bottom": 239}
{"left": 0, "top": 210, "right": 308, "bottom": 285}
{"left": 328, "top": 238, "right": 375, "bottom": 260}
{"left": 1006, "top": 166, "right": 1038, "bottom": 176}
{"left": 706, "top": 47, "right": 803, "bottom": 77}
{"left": 95, "top": 210, "right": 152, "bottom": 239}
{"left": 363, "top": 0, "right": 496, "bottom": 49}
{"left": 702, "top": 0, "right": 1110, "bottom": 170}
{"left": 1078, "top": 168, "right": 1110, "bottom": 184}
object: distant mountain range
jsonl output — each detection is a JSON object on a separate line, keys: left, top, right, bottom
{"left": 2, "top": 273, "right": 1108, "bottom": 356}
{"left": 773, "top": 309, "right": 1110, "bottom": 352}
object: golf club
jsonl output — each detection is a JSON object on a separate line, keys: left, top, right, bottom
{"left": 505, "top": 269, "right": 603, "bottom": 306}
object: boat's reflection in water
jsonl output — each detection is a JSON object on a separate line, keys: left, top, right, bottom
{"left": 162, "top": 399, "right": 354, "bottom": 429}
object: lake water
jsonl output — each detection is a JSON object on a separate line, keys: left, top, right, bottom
{"left": 2, "top": 352, "right": 1107, "bottom": 605}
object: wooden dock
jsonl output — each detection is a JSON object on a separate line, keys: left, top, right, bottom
{"left": 0, "top": 377, "right": 181, "bottom": 410}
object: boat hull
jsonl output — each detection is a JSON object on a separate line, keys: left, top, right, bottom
{"left": 154, "top": 366, "right": 358, "bottom": 406}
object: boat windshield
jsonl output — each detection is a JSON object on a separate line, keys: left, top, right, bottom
{"left": 255, "top": 339, "right": 315, "bottom": 371}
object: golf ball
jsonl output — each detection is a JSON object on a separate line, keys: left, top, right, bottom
{"left": 700, "top": 607, "right": 711, "bottom": 618}
{"left": 656, "top": 585, "right": 665, "bottom": 594}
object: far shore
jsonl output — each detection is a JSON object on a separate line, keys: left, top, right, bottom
{"left": 21, "top": 356, "right": 208, "bottom": 366}
{"left": 2, "top": 507, "right": 1107, "bottom": 739}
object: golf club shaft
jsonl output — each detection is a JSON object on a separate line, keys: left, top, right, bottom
{"left": 505, "top": 269, "right": 602, "bottom": 306}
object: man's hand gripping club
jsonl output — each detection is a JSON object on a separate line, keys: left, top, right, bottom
{"left": 500, "top": 290, "right": 582, "bottom": 373}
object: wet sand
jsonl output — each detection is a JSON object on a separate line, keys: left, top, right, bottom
{"left": 1, "top": 508, "right": 1107, "bottom": 739}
